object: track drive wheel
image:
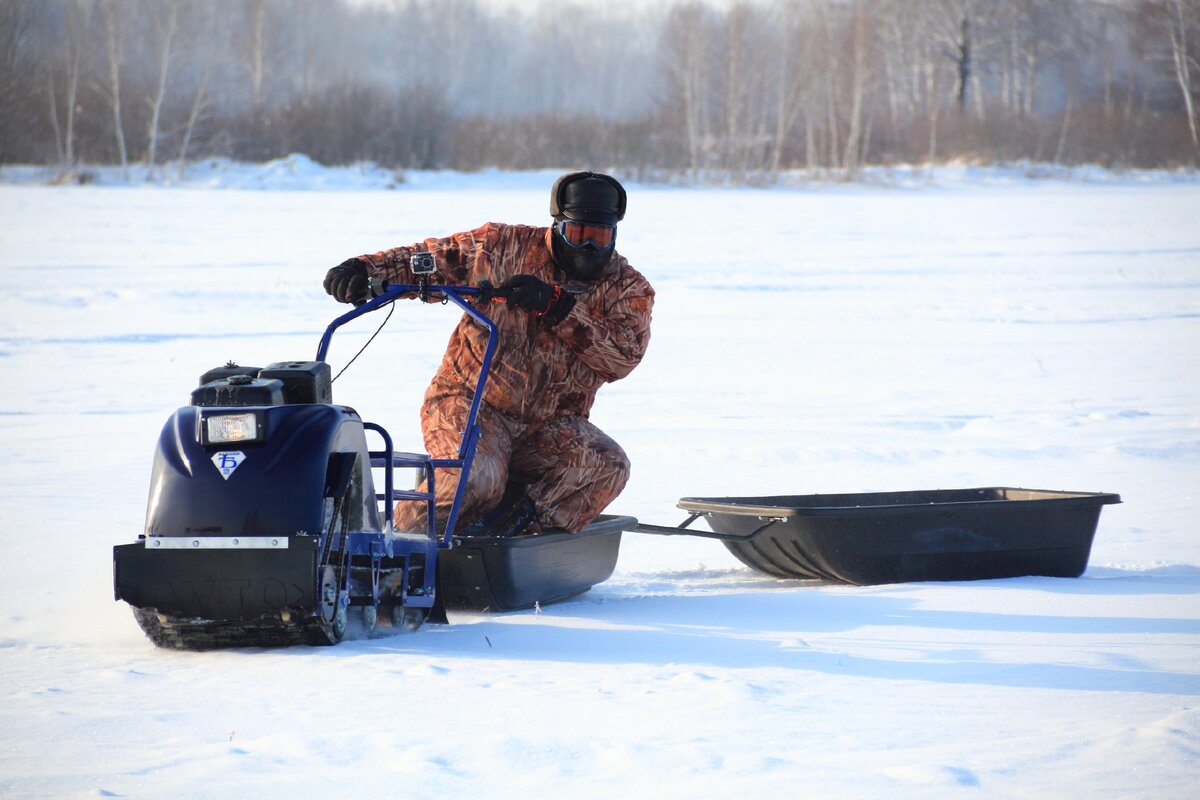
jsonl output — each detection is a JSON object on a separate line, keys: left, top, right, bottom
{"left": 392, "top": 605, "right": 429, "bottom": 632}
{"left": 350, "top": 604, "right": 378, "bottom": 639}
{"left": 310, "top": 566, "right": 348, "bottom": 645}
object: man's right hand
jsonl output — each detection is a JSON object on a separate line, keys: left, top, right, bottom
{"left": 323, "top": 258, "right": 371, "bottom": 305}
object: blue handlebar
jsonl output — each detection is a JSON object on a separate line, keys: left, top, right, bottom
{"left": 315, "top": 283, "right": 489, "bottom": 363}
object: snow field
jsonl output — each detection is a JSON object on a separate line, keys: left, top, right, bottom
{"left": 0, "top": 168, "right": 1198, "bottom": 798}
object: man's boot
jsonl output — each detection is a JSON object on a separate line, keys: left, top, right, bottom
{"left": 461, "top": 485, "right": 538, "bottom": 537}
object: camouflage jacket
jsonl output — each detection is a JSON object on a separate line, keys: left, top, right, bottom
{"left": 358, "top": 223, "right": 654, "bottom": 423}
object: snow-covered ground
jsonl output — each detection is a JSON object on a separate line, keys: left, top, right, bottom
{"left": 1, "top": 162, "right": 1198, "bottom": 798}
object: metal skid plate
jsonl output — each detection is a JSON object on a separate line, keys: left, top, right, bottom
{"left": 114, "top": 536, "right": 320, "bottom": 621}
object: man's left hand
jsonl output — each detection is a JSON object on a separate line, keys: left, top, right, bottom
{"left": 324, "top": 258, "right": 372, "bottom": 305}
{"left": 499, "top": 275, "right": 575, "bottom": 324}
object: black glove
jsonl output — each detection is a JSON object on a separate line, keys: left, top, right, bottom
{"left": 323, "top": 258, "right": 372, "bottom": 305}
{"left": 499, "top": 274, "right": 576, "bottom": 325}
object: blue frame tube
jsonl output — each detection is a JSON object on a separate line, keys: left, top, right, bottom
{"left": 317, "top": 285, "right": 499, "bottom": 547}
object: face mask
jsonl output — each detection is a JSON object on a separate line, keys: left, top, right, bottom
{"left": 551, "top": 227, "right": 614, "bottom": 281}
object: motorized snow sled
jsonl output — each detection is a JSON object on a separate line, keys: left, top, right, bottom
{"left": 113, "top": 277, "right": 1121, "bottom": 650}
{"left": 112, "top": 281, "right": 637, "bottom": 648}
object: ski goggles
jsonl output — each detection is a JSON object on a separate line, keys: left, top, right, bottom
{"left": 556, "top": 219, "right": 616, "bottom": 250}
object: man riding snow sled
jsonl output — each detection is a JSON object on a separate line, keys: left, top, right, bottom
{"left": 323, "top": 171, "right": 654, "bottom": 537}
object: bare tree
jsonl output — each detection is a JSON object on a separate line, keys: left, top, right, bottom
{"left": 841, "top": 5, "right": 874, "bottom": 178}
{"left": 44, "top": 0, "right": 91, "bottom": 174}
{"left": 176, "top": 66, "right": 209, "bottom": 179}
{"left": 99, "top": 0, "right": 129, "bottom": 176}
{"left": 660, "top": 3, "right": 719, "bottom": 179}
{"left": 922, "top": 0, "right": 975, "bottom": 113}
{"left": 877, "top": 0, "right": 920, "bottom": 127}
{"left": 923, "top": 0, "right": 1001, "bottom": 118}
{"left": 925, "top": 57, "right": 945, "bottom": 169}
{"left": 719, "top": 3, "right": 776, "bottom": 181}
{"left": 1165, "top": 0, "right": 1200, "bottom": 148}
{"left": 1010, "top": 1, "right": 1046, "bottom": 119}
{"left": 143, "top": 0, "right": 179, "bottom": 173}
{"left": 172, "top": 1, "right": 221, "bottom": 179}
{"left": 250, "top": 0, "right": 267, "bottom": 116}
{"left": 811, "top": 3, "right": 843, "bottom": 172}
{"left": 0, "top": 0, "right": 37, "bottom": 164}
{"left": 769, "top": 1, "right": 819, "bottom": 175}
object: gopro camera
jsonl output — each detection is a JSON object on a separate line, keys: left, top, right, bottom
{"left": 410, "top": 252, "right": 436, "bottom": 276}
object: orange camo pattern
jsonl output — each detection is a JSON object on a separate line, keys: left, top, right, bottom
{"left": 360, "top": 224, "right": 653, "bottom": 421}
{"left": 392, "top": 395, "right": 631, "bottom": 534}
{"left": 359, "top": 223, "right": 653, "bottom": 533}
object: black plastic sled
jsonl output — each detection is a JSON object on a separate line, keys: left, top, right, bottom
{"left": 439, "top": 515, "right": 629, "bottom": 611}
{"left": 660, "top": 487, "right": 1121, "bottom": 585}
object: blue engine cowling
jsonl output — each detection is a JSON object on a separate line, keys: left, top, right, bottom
{"left": 144, "top": 403, "right": 380, "bottom": 539}
{"left": 114, "top": 401, "right": 381, "bottom": 627}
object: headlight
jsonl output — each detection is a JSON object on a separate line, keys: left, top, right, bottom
{"left": 203, "top": 412, "right": 262, "bottom": 445}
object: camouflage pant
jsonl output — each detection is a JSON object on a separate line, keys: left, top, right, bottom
{"left": 393, "top": 394, "right": 630, "bottom": 534}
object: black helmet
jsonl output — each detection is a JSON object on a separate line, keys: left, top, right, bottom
{"left": 550, "top": 172, "right": 627, "bottom": 225}
{"left": 549, "top": 171, "right": 626, "bottom": 281}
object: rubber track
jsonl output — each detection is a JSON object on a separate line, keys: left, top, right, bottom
{"left": 133, "top": 608, "right": 337, "bottom": 649}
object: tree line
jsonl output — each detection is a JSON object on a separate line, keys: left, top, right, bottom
{"left": 1, "top": 0, "right": 1197, "bottom": 182}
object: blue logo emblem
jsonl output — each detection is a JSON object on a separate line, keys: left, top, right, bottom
{"left": 211, "top": 451, "right": 246, "bottom": 480}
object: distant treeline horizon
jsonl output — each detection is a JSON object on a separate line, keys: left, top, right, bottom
{"left": 2, "top": 0, "right": 1198, "bottom": 182}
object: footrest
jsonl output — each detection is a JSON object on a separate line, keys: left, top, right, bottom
{"left": 391, "top": 489, "right": 436, "bottom": 502}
